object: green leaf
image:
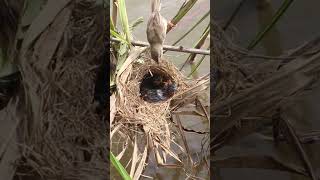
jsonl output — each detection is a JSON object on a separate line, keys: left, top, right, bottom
{"left": 247, "top": 0, "right": 294, "bottom": 50}
{"left": 116, "top": 43, "right": 129, "bottom": 71}
{"left": 129, "top": 17, "right": 144, "bottom": 32}
{"left": 111, "top": 29, "right": 129, "bottom": 45}
{"left": 171, "top": 11, "right": 209, "bottom": 47}
{"left": 110, "top": 151, "right": 132, "bottom": 180}
{"left": 117, "top": 0, "right": 131, "bottom": 44}
{"left": 110, "top": 17, "right": 116, "bottom": 31}
{"left": 180, "top": 24, "right": 210, "bottom": 71}
{"left": 171, "top": 0, "right": 198, "bottom": 25}
{"left": 188, "top": 48, "right": 208, "bottom": 77}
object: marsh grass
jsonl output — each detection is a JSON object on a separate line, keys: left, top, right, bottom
{"left": 212, "top": 1, "right": 320, "bottom": 179}
{"left": 110, "top": 0, "right": 210, "bottom": 179}
{"left": 1, "top": 1, "right": 108, "bottom": 179}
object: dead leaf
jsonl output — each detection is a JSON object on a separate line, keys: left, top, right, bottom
{"left": 133, "top": 145, "right": 148, "bottom": 180}
{"left": 22, "top": 0, "right": 72, "bottom": 49}
{"left": 33, "top": 6, "right": 71, "bottom": 70}
{"left": 110, "top": 94, "right": 116, "bottom": 125}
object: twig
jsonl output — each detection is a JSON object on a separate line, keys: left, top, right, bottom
{"left": 110, "top": 37, "right": 210, "bottom": 55}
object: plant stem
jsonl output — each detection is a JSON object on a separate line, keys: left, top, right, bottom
{"left": 164, "top": 11, "right": 209, "bottom": 54}
{"left": 247, "top": 0, "right": 294, "bottom": 50}
{"left": 188, "top": 47, "right": 209, "bottom": 77}
{"left": 223, "top": 0, "right": 247, "bottom": 31}
{"left": 110, "top": 37, "right": 210, "bottom": 55}
{"left": 167, "top": 0, "right": 198, "bottom": 33}
{"left": 112, "top": 0, "right": 118, "bottom": 28}
{"left": 180, "top": 23, "right": 210, "bottom": 70}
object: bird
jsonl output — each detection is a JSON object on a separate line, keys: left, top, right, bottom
{"left": 140, "top": 78, "right": 177, "bottom": 103}
{"left": 146, "top": 0, "right": 174, "bottom": 64}
{"left": 162, "top": 80, "right": 177, "bottom": 97}
{"left": 142, "top": 89, "right": 166, "bottom": 102}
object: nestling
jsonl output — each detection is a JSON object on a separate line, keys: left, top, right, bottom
{"left": 146, "top": 0, "right": 174, "bottom": 63}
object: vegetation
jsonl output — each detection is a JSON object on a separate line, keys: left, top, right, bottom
{"left": 110, "top": 0, "right": 210, "bottom": 179}
{"left": 212, "top": 1, "right": 320, "bottom": 180}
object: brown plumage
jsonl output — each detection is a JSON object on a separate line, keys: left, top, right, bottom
{"left": 146, "top": 0, "right": 167, "bottom": 63}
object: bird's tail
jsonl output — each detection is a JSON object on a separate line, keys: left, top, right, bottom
{"left": 151, "top": 0, "right": 161, "bottom": 13}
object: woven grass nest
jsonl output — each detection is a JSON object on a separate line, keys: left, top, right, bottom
{"left": 117, "top": 52, "right": 188, "bottom": 142}
{"left": 111, "top": 47, "right": 209, "bottom": 174}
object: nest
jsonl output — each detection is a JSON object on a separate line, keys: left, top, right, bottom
{"left": 115, "top": 52, "right": 189, "bottom": 151}
{"left": 112, "top": 47, "right": 209, "bottom": 177}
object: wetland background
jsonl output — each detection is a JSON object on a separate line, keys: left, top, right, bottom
{"left": 213, "top": 0, "right": 320, "bottom": 180}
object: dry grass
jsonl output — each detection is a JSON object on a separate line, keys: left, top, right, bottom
{"left": 111, "top": 47, "right": 209, "bottom": 179}
{"left": 1, "top": 1, "right": 108, "bottom": 179}
{"left": 212, "top": 20, "right": 320, "bottom": 179}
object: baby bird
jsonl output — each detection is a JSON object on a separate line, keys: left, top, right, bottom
{"left": 146, "top": 0, "right": 169, "bottom": 63}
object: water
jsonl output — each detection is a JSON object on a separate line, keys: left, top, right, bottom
{"left": 214, "top": 0, "right": 320, "bottom": 179}
{"left": 111, "top": 0, "right": 210, "bottom": 179}
{"left": 125, "top": 0, "right": 210, "bottom": 77}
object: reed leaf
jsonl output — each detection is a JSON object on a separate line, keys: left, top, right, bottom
{"left": 168, "top": 0, "right": 198, "bottom": 32}
{"left": 164, "top": 11, "right": 209, "bottom": 54}
{"left": 115, "top": 43, "right": 129, "bottom": 72}
{"left": 223, "top": 0, "right": 247, "bottom": 30}
{"left": 110, "top": 17, "right": 116, "bottom": 31}
{"left": 116, "top": 0, "right": 131, "bottom": 44}
{"left": 180, "top": 23, "right": 210, "bottom": 71}
{"left": 111, "top": 29, "right": 129, "bottom": 45}
{"left": 188, "top": 47, "right": 209, "bottom": 77}
{"left": 129, "top": 17, "right": 143, "bottom": 32}
{"left": 111, "top": 151, "right": 132, "bottom": 180}
{"left": 247, "top": 0, "right": 294, "bottom": 50}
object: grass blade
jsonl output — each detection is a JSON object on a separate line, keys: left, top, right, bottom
{"left": 167, "top": 0, "right": 198, "bottom": 32}
{"left": 129, "top": 17, "right": 143, "bottom": 32}
{"left": 164, "top": 11, "right": 209, "bottom": 54}
{"left": 188, "top": 47, "right": 209, "bottom": 77}
{"left": 223, "top": 0, "right": 247, "bottom": 30}
{"left": 111, "top": 29, "right": 129, "bottom": 44}
{"left": 180, "top": 24, "right": 210, "bottom": 71}
{"left": 247, "top": 0, "right": 294, "bottom": 50}
{"left": 117, "top": 0, "right": 131, "bottom": 44}
{"left": 111, "top": 151, "right": 132, "bottom": 180}
{"left": 110, "top": 17, "right": 116, "bottom": 31}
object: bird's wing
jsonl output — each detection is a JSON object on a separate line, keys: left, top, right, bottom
{"left": 147, "top": 13, "right": 165, "bottom": 44}
{"left": 153, "top": 14, "right": 166, "bottom": 43}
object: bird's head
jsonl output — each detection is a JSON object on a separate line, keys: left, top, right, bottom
{"left": 150, "top": 44, "right": 163, "bottom": 63}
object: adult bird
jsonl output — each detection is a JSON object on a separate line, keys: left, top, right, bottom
{"left": 146, "top": 0, "right": 174, "bottom": 63}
